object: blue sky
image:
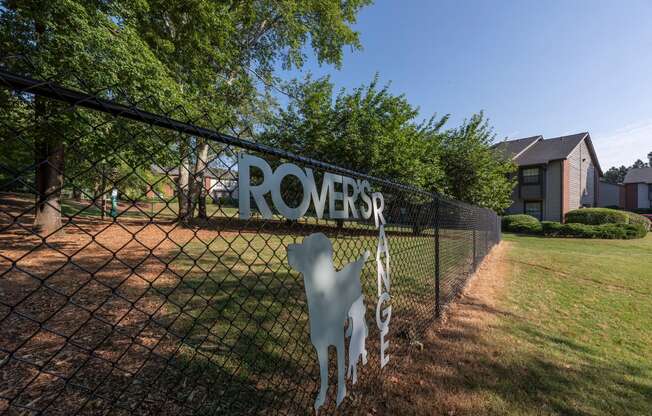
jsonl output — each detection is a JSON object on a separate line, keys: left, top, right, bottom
{"left": 276, "top": 0, "right": 652, "bottom": 169}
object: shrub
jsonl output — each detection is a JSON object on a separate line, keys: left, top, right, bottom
{"left": 215, "top": 195, "right": 238, "bottom": 207}
{"left": 542, "top": 221, "right": 646, "bottom": 239}
{"left": 625, "top": 211, "right": 651, "bottom": 231}
{"left": 502, "top": 214, "right": 542, "bottom": 234}
{"left": 565, "top": 208, "right": 629, "bottom": 225}
{"left": 541, "top": 221, "right": 562, "bottom": 235}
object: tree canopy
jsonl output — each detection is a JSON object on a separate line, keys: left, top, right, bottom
{"left": 604, "top": 157, "right": 651, "bottom": 185}
{"left": 258, "top": 77, "right": 516, "bottom": 212}
{"left": 0, "top": 0, "right": 372, "bottom": 232}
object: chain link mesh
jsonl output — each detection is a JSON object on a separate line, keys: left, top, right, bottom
{"left": 0, "top": 58, "right": 500, "bottom": 415}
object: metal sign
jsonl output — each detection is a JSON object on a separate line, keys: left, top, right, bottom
{"left": 238, "top": 153, "right": 391, "bottom": 411}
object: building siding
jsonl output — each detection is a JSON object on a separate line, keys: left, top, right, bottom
{"left": 567, "top": 145, "right": 581, "bottom": 210}
{"left": 545, "top": 161, "right": 562, "bottom": 221}
{"left": 598, "top": 181, "right": 622, "bottom": 207}
{"left": 505, "top": 172, "right": 523, "bottom": 216}
{"left": 567, "top": 139, "right": 596, "bottom": 210}
{"left": 579, "top": 140, "right": 596, "bottom": 206}
{"left": 625, "top": 184, "right": 638, "bottom": 209}
{"left": 637, "top": 183, "right": 650, "bottom": 209}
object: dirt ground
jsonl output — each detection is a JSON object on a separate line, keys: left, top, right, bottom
{"left": 361, "top": 242, "right": 510, "bottom": 416}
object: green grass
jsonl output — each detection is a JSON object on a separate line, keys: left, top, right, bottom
{"left": 153, "top": 226, "right": 475, "bottom": 412}
{"left": 60, "top": 198, "right": 240, "bottom": 220}
{"left": 483, "top": 234, "right": 652, "bottom": 415}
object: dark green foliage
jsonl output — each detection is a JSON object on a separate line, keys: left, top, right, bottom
{"left": 564, "top": 208, "right": 651, "bottom": 232}
{"left": 565, "top": 208, "right": 630, "bottom": 225}
{"left": 542, "top": 221, "right": 647, "bottom": 239}
{"left": 502, "top": 214, "right": 542, "bottom": 234}
{"left": 603, "top": 166, "right": 628, "bottom": 184}
{"left": 438, "top": 113, "right": 517, "bottom": 211}
{"left": 604, "top": 158, "right": 650, "bottom": 185}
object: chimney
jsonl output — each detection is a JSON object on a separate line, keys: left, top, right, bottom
{"left": 648, "top": 151, "right": 652, "bottom": 167}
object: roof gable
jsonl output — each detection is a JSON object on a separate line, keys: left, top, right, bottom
{"left": 505, "top": 132, "right": 603, "bottom": 176}
{"left": 515, "top": 132, "right": 587, "bottom": 166}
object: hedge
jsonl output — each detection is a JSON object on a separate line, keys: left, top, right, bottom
{"left": 564, "top": 208, "right": 629, "bottom": 225}
{"left": 542, "top": 221, "right": 647, "bottom": 239}
{"left": 501, "top": 214, "right": 542, "bottom": 234}
{"left": 626, "top": 211, "right": 652, "bottom": 231}
{"left": 564, "top": 207, "right": 651, "bottom": 232}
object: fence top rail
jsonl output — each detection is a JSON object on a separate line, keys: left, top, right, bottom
{"left": 0, "top": 68, "right": 439, "bottom": 198}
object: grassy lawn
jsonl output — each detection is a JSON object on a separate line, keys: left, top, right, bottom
{"left": 486, "top": 234, "right": 652, "bottom": 415}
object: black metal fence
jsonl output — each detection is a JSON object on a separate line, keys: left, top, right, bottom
{"left": 0, "top": 63, "right": 500, "bottom": 415}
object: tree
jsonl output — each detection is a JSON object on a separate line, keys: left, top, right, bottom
{"left": 259, "top": 77, "right": 516, "bottom": 212}
{"left": 632, "top": 159, "right": 649, "bottom": 169}
{"left": 259, "top": 75, "right": 447, "bottom": 189}
{"left": 604, "top": 156, "right": 651, "bottom": 185}
{"left": 436, "top": 113, "right": 516, "bottom": 211}
{"left": 0, "top": 0, "right": 372, "bottom": 230}
{"left": 0, "top": 1, "right": 180, "bottom": 234}
{"left": 603, "top": 165, "right": 628, "bottom": 184}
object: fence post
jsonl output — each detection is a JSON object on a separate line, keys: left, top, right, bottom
{"left": 435, "top": 198, "right": 441, "bottom": 318}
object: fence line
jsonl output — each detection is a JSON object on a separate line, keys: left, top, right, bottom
{"left": 0, "top": 66, "right": 500, "bottom": 415}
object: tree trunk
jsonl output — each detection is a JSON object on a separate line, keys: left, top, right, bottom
{"left": 177, "top": 140, "right": 191, "bottom": 222}
{"left": 34, "top": 135, "right": 64, "bottom": 235}
{"left": 190, "top": 141, "right": 209, "bottom": 219}
{"left": 33, "top": 97, "right": 64, "bottom": 235}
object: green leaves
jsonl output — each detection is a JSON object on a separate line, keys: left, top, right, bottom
{"left": 437, "top": 112, "right": 517, "bottom": 211}
{"left": 259, "top": 78, "right": 517, "bottom": 212}
{"left": 259, "top": 75, "right": 445, "bottom": 189}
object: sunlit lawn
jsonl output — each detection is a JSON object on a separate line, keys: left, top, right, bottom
{"left": 483, "top": 234, "right": 652, "bottom": 415}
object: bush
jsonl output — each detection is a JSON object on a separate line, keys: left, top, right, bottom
{"left": 542, "top": 221, "right": 647, "bottom": 239}
{"left": 565, "top": 207, "right": 651, "bottom": 233}
{"left": 502, "top": 214, "right": 542, "bottom": 234}
{"left": 625, "top": 211, "right": 651, "bottom": 231}
{"left": 565, "top": 208, "right": 629, "bottom": 225}
{"left": 215, "top": 195, "right": 238, "bottom": 207}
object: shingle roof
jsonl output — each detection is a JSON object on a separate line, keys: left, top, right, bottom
{"left": 497, "top": 132, "right": 603, "bottom": 176}
{"left": 514, "top": 132, "right": 588, "bottom": 166}
{"left": 623, "top": 167, "right": 652, "bottom": 184}
{"left": 492, "top": 135, "right": 541, "bottom": 159}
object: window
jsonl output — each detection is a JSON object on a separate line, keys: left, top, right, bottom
{"left": 522, "top": 167, "right": 540, "bottom": 185}
{"left": 524, "top": 201, "right": 543, "bottom": 220}
{"left": 649, "top": 184, "right": 652, "bottom": 201}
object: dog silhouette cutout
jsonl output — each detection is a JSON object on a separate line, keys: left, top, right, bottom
{"left": 287, "top": 233, "right": 369, "bottom": 412}
{"left": 346, "top": 294, "right": 368, "bottom": 385}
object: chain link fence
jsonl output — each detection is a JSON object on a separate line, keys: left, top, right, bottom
{"left": 0, "top": 59, "right": 500, "bottom": 415}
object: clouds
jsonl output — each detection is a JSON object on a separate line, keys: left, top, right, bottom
{"left": 592, "top": 120, "right": 652, "bottom": 168}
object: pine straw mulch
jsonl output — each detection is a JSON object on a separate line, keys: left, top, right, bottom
{"left": 355, "top": 242, "right": 511, "bottom": 416}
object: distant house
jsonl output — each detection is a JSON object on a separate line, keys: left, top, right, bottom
{"left": 149, "top": 165, "right": 238, "bottom": 202}
{"left": 622, "top": 162, "right": 652, "bottom": 210}
{"left": 494, "top": 132, "right": 604, "bottom": 221}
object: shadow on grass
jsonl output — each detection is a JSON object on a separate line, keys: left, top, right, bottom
{"left": 0, "top": 193, "right": 490, "bottom": 415}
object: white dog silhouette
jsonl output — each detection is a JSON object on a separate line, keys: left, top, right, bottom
{"left": 287, "top": 233, "right": 369, "bottom": 412}
{"left": 346, "top": 294, "right": 368, "bottom": 385}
